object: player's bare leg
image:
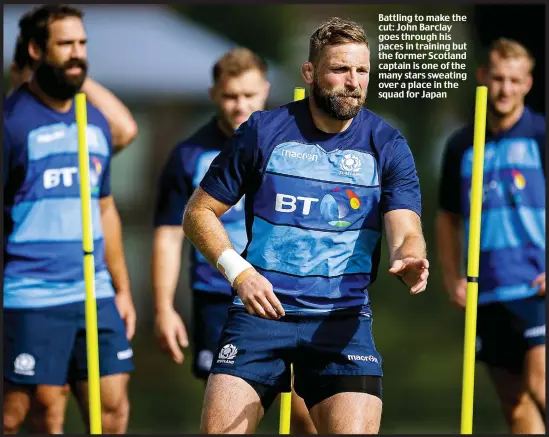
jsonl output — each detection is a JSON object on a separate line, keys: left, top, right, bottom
{"left": 26, "top": 384, "right": 70, "bottom": 434}
{"left": 308, "top": 392, "right": 382, "bottom": 434}
{"left": 290, "top": 389, "right": 317, "bottom": 434}
{"left": 3, "top": 382, "right": 33, "bottom": 434}
{"left": 524, "top": 345, "right": 546, "bottom": 413}
{"left": 488, "top": 365, "right": 545, "bottom": 434}
{"left": 74, "top": 373, "right": 131, "bottom": 434}
{"left": 201, "top": 374, "right": 264, "bottom": 434}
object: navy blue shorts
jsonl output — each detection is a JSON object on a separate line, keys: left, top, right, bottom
{"left": 191, "top": 291, "right": 233, "bottom": 380}
{"left": 3, "top": 297, "right": 134, "bottom": 385}
{"left": 210, "top": 308, "right": 383, "bottom": 397}
{"left": 476, "top": 295, "right": 546, "bottom": 373}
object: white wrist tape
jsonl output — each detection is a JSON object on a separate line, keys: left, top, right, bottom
{"left": 216, "top": 249, "right": 253, "bottom": 286}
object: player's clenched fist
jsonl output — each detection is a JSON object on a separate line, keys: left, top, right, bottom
{"left": 234, "top": 268, "right": 285, "bottom": 320}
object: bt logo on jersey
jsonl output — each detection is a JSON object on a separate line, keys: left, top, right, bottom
{"left": 43, "top": 159, "right": 103, "bottom": 191}
{"left": 274, "top": 188, "right": 363, "bottom": 228}
{"left": 275, "top": 194, "right": 319, "bottom": 215}
{"left": 43, "top": 167, "right": 78, "bottom": 189}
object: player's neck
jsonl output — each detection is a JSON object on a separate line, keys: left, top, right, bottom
{"left": 216, "top": 118, "right": 233, "bottom": 138}
{"left": 308, "top": 98, "right": 353, "bottom": 134}
{"left": 28, "top": 79, "right": 73, "bottom": 113}
{"left": 487, "top": 104, "right": 524, "bottom": 135}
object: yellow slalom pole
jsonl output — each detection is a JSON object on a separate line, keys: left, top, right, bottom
{"left": 460, "top": 86, "right": 488, "bottom": 434}
{"left": 294, "top": 86, "right": 305, "bottom": 102}
{"left": 279, "top": 86, "right": 306, "bottom": 435}
{"left": 279, "top": 365, "right": 293, "bottom": 435}
{"left": 75, "top": 93, "right": 102, "bottom": 434}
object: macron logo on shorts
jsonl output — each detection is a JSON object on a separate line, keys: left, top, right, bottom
{"left": 524, "top": 325, "right": 545, "bottom": 339}
{"left": 117, "top": 348, "right": 133, "bottom": 360}
{"left": 348, "top": 354, "right": 378, "bottom": 364}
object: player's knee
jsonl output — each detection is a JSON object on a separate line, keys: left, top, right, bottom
{"left": 33, "top": 409, "right": 65, "bottom": 434}
{"left": 526, "top": 350, "right": 546, "bottom": 408}
{"left": 526, "top": 372, "right": 546, "bottom": 408}
{"left": 3, "top": 385, "right": 32, "bottom": 434}
{"left": 32, "top": 386, "right": 69, "bottom": 433}
{"left": 101, "top": 392, "right": 130, "bottom": 433}
{"left": 506, "top": 396, "right": 531, "bottom": 425}
{"left": 3, "top": 410, "right": 26, "bottom": 434}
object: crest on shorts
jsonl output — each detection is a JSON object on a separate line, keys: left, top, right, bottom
{"left": 217, "top": 344, "right": 238, "bottom": 364}
{"left": 14, "top": 353, "right": 35, "bottom": 376}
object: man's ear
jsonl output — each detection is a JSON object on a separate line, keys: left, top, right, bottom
{"left": 301, "top": 62, "right": 314, "bottom": 85}
{"left": 523, "top": 73, "right": 533, "bottom": 95}
{"left": 28, "top": 40, "right": 43, "bottom": 63}
{"left": 262, "top": 80, "right": 271, "bottom": 99}
{"left": 476, "top": 66, "right": 487, "bottom": 85}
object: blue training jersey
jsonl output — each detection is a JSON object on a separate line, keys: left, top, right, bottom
{"left": 200, "top": 99, "right": 422, "bottom": 316}
{"left": 439, "top": 106, "right": 546, "bottom": 305}
{"left": 154, "top": 117, "right": 246, "bottom": 295}
{"left": 3, "top": 84, "right": 115, "bottom": 309}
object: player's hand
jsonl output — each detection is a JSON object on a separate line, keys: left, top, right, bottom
{"left": 155, "top": 308, "right": 189, "bottom": 364}
{"left": 449, "top": 277, "right": 467, "bottom": 309}
{"left": 532, "top": 273, "right": 546, "bottom": 296}
{"left": 115, "top": 290, "right": 137, "bottom": 341}
{"left": 235, "top": 268, "right": 285, "bottom": 320}
{"left": 389, "top": 257, "right": 429, "bottom": 295}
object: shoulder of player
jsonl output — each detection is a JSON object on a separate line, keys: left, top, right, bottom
{"left": 177, "top": 117, "right": 227, "bottom": 149}
{"left": 3, "top": 87, "right": 33, "bottom": 121}
{"left": 442, "top": 124, "right": 472, "bottom": 156}
{"left": 361, "top": 108, "right": 408, "bottom": 151}
{"left": 85, "top": 101, "right": 112, "bottom": 137}
{"left": 526, "top": 107, "right": 546, "bottom": 136}
{"left": 177, "top": 140, "right": 218, "bottom": 160}
{"left": 162, "top": 139, "right": 217, "bottom": 178}
{"left": 247, "top": 102, "right": 301, "bottom": 147}
{"left": 3, "top": 91, "right": 36, "bottom": 143}
{"left": 85, "top": 101, "right": 110, "bottom": 125}
{"left": 250, "top": 101, "right": 300, "bottom": 130}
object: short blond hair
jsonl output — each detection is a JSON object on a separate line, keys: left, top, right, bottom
{"left": 212, "top": 48, "right": 268, "bottom": 84}
{"left": 487, "top": 38, "right": 535, "bottom": 72}
{"left": 309, "top": 17, "right": 368, "bottom": 65}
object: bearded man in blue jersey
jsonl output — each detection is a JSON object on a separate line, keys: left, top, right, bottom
{"left": 3, "top": 4, "right": 135, "bottom": 434}
{"left": 183, "top": 17, "right": 429, "bottom": 434}
{"left": 152, "top": 47, "right": 316, "bottom": 434}
{"left": 437, "top": 38, "right": 545, "bottom": 434}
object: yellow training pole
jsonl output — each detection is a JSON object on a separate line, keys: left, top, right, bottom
{"left": 279, "top": 366, "right": 293, "bottom": 435}
{"left": 75, "top": 93, "right": 102, "bottom": 434}
{"left": 460, "top": 86, "right": 488, "bottom": 434}
{"left": 294, "top": 86, "right": 305, "bottom": 102}
{"left": 278, "top": 86, "right": 306, "bottom": 435}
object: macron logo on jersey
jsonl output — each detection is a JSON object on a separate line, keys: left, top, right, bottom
{"left": 36, "top": 129, "right": 65, "bottom": 143}
{"left": 282, "top": 149, "right": 319, "bottom": 162}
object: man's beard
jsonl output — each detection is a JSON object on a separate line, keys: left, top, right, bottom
{"left": 488, "top": 97, "right": 519, "bottom": 119}
{"left": 312, "top": 74, "right": 366, "bottom": 121}
{"left": 34, "top": 58, "right": 88, "bottom": 101}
